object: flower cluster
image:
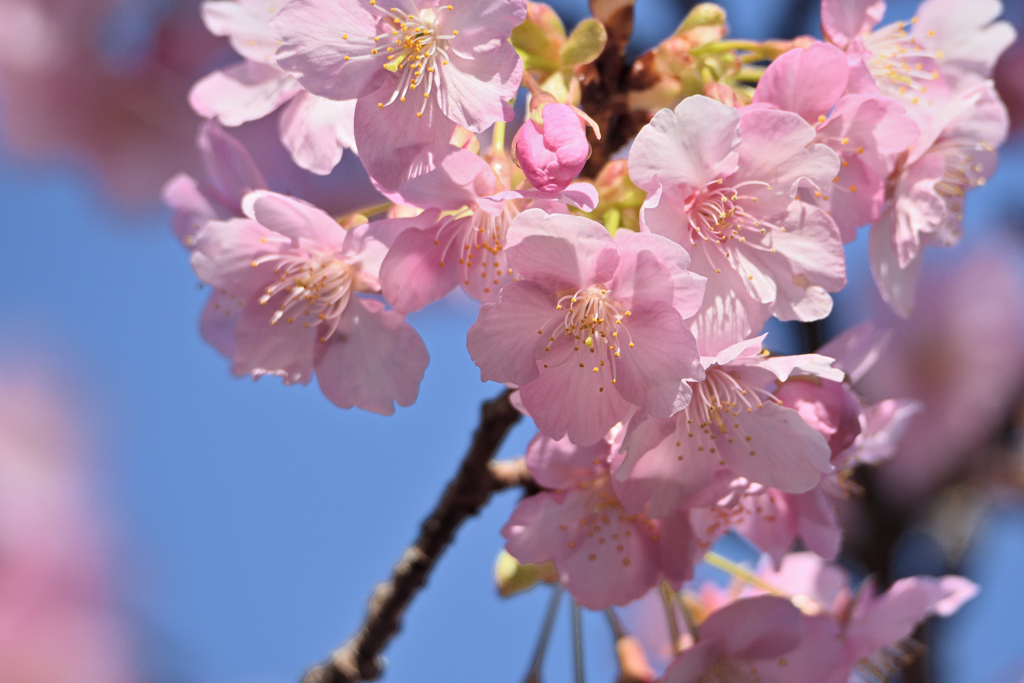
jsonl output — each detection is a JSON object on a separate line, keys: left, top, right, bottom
{"left": 166, "top": 0, "right": 1016, "bottom": 677}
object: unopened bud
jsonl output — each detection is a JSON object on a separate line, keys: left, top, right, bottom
{"left": 495, "top": 550, "right": 558, "bottom": 597}
{"left": 678, "top": 3, "right": 727, "bottom": 33}
{"left": 511, "top": 3, "right": 567, "bottom": 74}
{"left": 514, "top": 102, "right": 591, "bottom": 193}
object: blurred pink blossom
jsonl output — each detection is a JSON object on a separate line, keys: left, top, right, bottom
{"left": 0, "top": 367, "right": 135, "bottom": 683}
{"left": 858, "top": 248, "right": 1024, "bottom": 507}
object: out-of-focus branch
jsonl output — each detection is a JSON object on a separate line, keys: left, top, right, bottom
{"left": 302, "top": 390, "right": 531, "bottom": 683}
{"left": 579, "top": 0, "right": 639, "bottom": 175}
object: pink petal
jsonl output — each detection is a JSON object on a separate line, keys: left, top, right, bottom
{"left": 198, "top": 120, "right": 267, "bottom": 207}
{"left": 502, "top": 489, "right": 591, "bottom": 564}
{"left": 241, "top": 190, "right": 345, "bottom": 249}
{"left": 202, "top": 0, "right": 283, "bottom": 63}
{"left": 686, "top": 244, "right": 772, "bottom": 354}
{"left": 189, "top": 61, "right": 301, "bottom": 127}
{"left": 629, "top": 95, "right": 741, "bottom": 192}
{"left": 438, "top": 44, "right": 521, "bottom": 132}
{"left": 846, "top": 575, "right": 979, "bottom": 660}
{"left": 614, "top": 418, "right": 721, "bottom": 517}
{"left": 504, "top": 210, "right": 618, "bottom": 290}
{"left": 869, "top": 211, "right": 922, "bottom": 318}
{"left": 701, "top": 595, "right": 804, "bottom": 660}
{"left": 164, "top": 174, "right": 217, "bottom": 247}
{"left": 315, "top": 298, "right": 429, "bottom": 414}
{"left": 231, "top": 289, "right": 321, "bottom": 385}
{"left": 353, "top": 93, "right": 458, "bottom": 192}
{"left": 751, "top": 203, "right": 847, "bottom": 322}
{"left": 191, "top": 218, "right": 284, "bottom": 300}
{"left": 612, "top": 302, "right": 701, "bottom": 419}
{"left": 518, "top": 339, "right": 634, "bottom": 446}
{"left": 792, "top": 489, "right": 843, "bottom": 560}
{"left": 279, "top": 92, "right": 356, "bottom": 175}
{"left": 610, "top": 230, "right": 706, "bottom": 319}
{"left": 555, "top": 501, "right": 662, "bottom": 609}
{"left": 734, "top": 109, "right": 839, "bottom": 211}
{"left": 820, "top": 0, "right": 885, "bottom": 48}
{"left": 387, "top": 148, "right": 493, "bottom": 211}
{"left": 200, "top": 288, "right": 244, "bottom": 358}
{"left": 746, "top": 615, "right": 844, "bottom": 683}
{"left": 444, "top": 0, "right": 527, "bottom": 43}
{"left": 271, "top": 0, "right": 386, "bottom": 101}
{"left": 524, "top": 433, "right": 609, "bottom": 490}
{"left": 716, "top": 401, "right": 832, "bottom": 493}
{"left": 661, "top": 641, "right": 724, "bottom": 683}
{"left": 753, "top": 42, "right": 849, "bottom": 124}
{"left": 377, "top": 215, "right": 467, "bottom": 313}
{"left": 733, "top": 490, "right": 799, "bottom": 567}
{"left": 466, "top": 281, "right": 559, "bottom": 386}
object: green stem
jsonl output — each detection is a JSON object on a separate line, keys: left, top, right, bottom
{"left": 691, "top": 39, "right": 766, "bottom": 57}
{"left": 493, "top": 120, "right": 507, "bottom": 152}
{"left": 702, "top": 552, "right": 783, "bottom": 595}
{"left": 659, "top": 581, "right": 682, "bottom": 654}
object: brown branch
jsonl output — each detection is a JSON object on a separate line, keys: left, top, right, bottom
{"left": 302, "top": 389, "right": 530, "bottom": 683}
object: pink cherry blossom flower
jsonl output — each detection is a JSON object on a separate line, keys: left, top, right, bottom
{"left": 371, "top": 149, "right": 597, "bottom": 312}
{"left": 163, "top": 120, "right": 267, "bottom": 248}
{"left": 629, "top": 95, "right": 846, "bottom": 351}
{"left": 752, "top": 41, "right": 920, "bottom": 242}
{"left": 827, "top": 573, "right": 978, "bottom": 683}
{"left": 0, "top": 0, "right": 213, "bottom": 205}
{"left": 189, "top": 0, "right": 357, "bottom": 175}
{"left": 514, "top": 102, "right": 591, "bottom": 193}
{"left": 467, "top": 210, "right": 706, "bottom": 446}
{"left": 868, "top": 77, "right": 1008, "bottom": 315}
{"left": 858, "top": 249, "right": 1024, "bottom": 508}
{"left": 271, "top": 0, "right": 525, "bottom": 190}
{"left": 682, "top": 551, "right": 977, "bottom": 683}
{"left": 0, "top": 367, "right": 135, "bottom": 683}
{"left": 502, "top": 431, "right": 697, "bottom": 609}
{"left": 613, "top": 336, "right": 840, "bottom": 519}
{"left": 822, "top": 0, "right": 1015, "bottom": 93}
{"left": 190, "top": 190, "right": 429, "bottom": 414}
{"left": 716, "top": 325, "right": 917, "bottom": 563}
{"left": 913, "top": 0, "right": 1017, "bottom": 82}
{"left": 660, "top": 595, "right": 843, "bottom": 683}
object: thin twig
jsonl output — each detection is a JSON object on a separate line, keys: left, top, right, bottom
{"left": 302, "top": 390, "right": 525, "bottom": 683}
{"left": 572, "top": 600, "right": 585, "bottom": 683}
{"left": 524, "top": 586, "right": 564, "bottom": 683}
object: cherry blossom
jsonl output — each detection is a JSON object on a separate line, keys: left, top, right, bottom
{"left": 467, "top": 210, "right": 706, "bottom": 446}
{"left": 190, "top": 190, "right": 429, "bottom": 414}
{"left": 868, "top": 77, "right": 1008, "bottom": 315}
{"left": 190, "top": 0, "right": 357, "bottom": 175}
{"left": 271, "top": 0, "right": 525, "bottom": 190}
{"left": 613, "top": 336, "right": 840, "bottom": 519}
{"left": 502, "top": 431, "right": 696, "bottom": 609}
{"left": 630, "top": 95, "right": 846, "bottom": 350}
{"left": 752, "top": 40, "right": 920, "bottom": 242}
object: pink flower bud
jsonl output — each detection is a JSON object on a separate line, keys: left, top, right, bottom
{"left": 514, "top": 103, "right": 590, "bottom": 193}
